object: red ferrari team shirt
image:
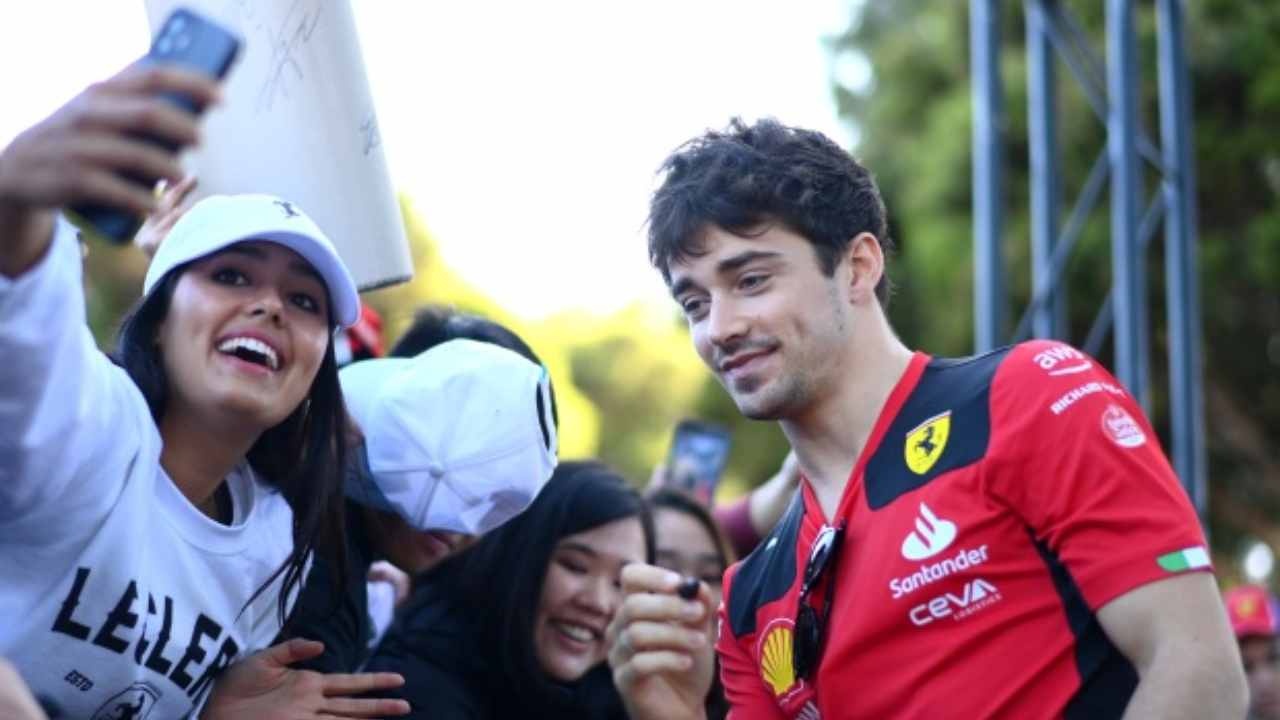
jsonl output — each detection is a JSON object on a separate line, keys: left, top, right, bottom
{"left": 716, "top": 341, "right": 1210, "bottom": 720}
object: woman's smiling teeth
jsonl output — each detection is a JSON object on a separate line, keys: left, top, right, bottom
{"left": 552, "top": 620, "right": 597, "bottom": 644}
{"left": 217, "top": 336, "right": 280, "bottom": 370}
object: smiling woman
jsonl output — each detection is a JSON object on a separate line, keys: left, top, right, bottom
{"left": 365, "top": 461, "right": 655, "bottom": 719}
{"left": 0, "top": 62, "right": 404, "bottom": 719}
{"left": 115, "top": 194, "right": 358, "bottom": 620}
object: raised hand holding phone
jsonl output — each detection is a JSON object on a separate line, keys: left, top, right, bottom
{"left": 67, "top": 8, "right": 239, "bottom": 244}
{"left": 0, "top": 60, "right": 221, "bottom": 277}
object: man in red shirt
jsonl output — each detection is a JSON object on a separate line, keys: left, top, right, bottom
{"left": 606, "top": 118, "right": 1245, "bottom": 719}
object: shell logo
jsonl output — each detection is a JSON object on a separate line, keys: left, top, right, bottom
{"left": 760, "top": 623, "right": 797, "bottom": 697}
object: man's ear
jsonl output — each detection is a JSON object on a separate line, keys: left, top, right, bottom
{"left": 844, "top": 232, "right": 885, "bottom": 306}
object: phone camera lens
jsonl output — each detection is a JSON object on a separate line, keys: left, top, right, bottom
{"left": 156, "top": 37, "right": 173, "bottom": 54}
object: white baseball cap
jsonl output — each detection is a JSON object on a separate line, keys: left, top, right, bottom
{"left": 340, "top": 339, "right": 559, "bottom": 535}
{"left": 144, "top": 194, "right": 361, "bottom": 328}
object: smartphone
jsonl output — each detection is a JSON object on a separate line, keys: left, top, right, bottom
{"left": 68, "top": 8, "right": 241, "bottom": 244}
{"left": 664, "top": 419, "right": 732, "bottom": 505}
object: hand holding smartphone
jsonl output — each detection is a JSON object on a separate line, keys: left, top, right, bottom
{"left": 663, "top": 419, "right": 731, "bottom": 505}
{"left": 68, "top": 8, "right": 240, "bottom": 243}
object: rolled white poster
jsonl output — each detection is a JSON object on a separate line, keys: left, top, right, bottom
{"left": 144, "top": 0, "right": 412, "bottom": 291}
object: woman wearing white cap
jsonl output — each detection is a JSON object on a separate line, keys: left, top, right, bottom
{"left": 0, "top": 63, "right": 406, "bottom": 718}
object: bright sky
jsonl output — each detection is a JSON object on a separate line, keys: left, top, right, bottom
{"left": 0, "top": 2, "right": 866, "bottom": 319}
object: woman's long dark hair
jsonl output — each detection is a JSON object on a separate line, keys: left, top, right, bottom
{"left": 115, "top": 265, "right": 348, "bottom": 626}
{"left": 419, "top": 460, "right": 654, "bottom": 705}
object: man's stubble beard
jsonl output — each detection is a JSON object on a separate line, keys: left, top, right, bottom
{"left": 730, "top": 364, "right": 813, "bottom": 421}
{"left": 732, "top": 295, "right": 849, "bottom": 422}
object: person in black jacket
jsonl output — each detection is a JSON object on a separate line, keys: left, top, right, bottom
{"left": 365, "top": 460, "right": 655, "bottom": 719}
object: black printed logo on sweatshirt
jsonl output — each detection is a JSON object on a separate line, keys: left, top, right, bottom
{"left": 51, "top": 567, "right": 240, "bottom": 707}
{"left": 91, "top": 682, "right": 159, "bottom": 720}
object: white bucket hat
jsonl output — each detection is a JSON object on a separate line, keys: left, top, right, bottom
{"left": 340, "top": 339, "right": 559, "bottom": 535}
{"left": 144, "top": 194, "right": 361, "bottom": 328}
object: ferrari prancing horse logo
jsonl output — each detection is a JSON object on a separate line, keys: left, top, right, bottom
{"left": 905, "top": 410, "right": 951, "bottom": 475}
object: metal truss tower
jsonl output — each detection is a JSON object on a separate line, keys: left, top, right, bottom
{"left": 969, "top": 0, "right": 1206, "bottom": 516}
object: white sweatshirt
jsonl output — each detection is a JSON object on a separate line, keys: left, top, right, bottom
{"left": 0, "top": 221, "right": 296, "bottom": 718}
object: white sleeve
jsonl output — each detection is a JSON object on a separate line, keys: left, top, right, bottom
{"left": 0, "top": 219, "right": 142, "bottom": 524}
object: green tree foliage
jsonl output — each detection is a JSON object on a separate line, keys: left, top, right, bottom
{"left": 360, "top": 197, "right": 602, "bottom": 462}
{"left": 829, "top": 0, "right": 1280, "bottom": 568}
{"left": 83, "top": 236, "right": 151, "bottom": 349}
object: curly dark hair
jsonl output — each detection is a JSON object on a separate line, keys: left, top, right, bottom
{"left": 647, "top": 117, "right": 894, "bottom": 306}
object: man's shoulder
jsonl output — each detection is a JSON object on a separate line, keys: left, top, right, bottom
{"left": 921, "top": 344, "right": 1020, "bottom": 391}
{"left": 986, "top": 340, "right": 1136, "bottom": 426}
{"left": 861, "top": 347, "right": 1013, "bottom": 510}
{"left": 923, "top": 339, "right": 1096, "bottom": 385}
{"left": 920, "top": 339, "right": 1117, "bottom": 422}
{"left": 912, "top": 345, "right": 1018, "bottom": 424}
{"left": 723, "top": 492, "right": 805, "bottom": 640}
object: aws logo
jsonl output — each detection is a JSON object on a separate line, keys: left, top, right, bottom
{"left": 1033, "top": 344, "right": 1093, "bottom": 376}
{"left": 905, "top": 410, "right": 951, "bottom": 475}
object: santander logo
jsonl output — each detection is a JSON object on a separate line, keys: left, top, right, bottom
{"left": 901, "top": 503, "right": 957, "bottom": 561}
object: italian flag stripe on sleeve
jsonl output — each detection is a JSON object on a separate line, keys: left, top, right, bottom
{"left": 1157, "top": 546, "right": 1211, "bottom": 573}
